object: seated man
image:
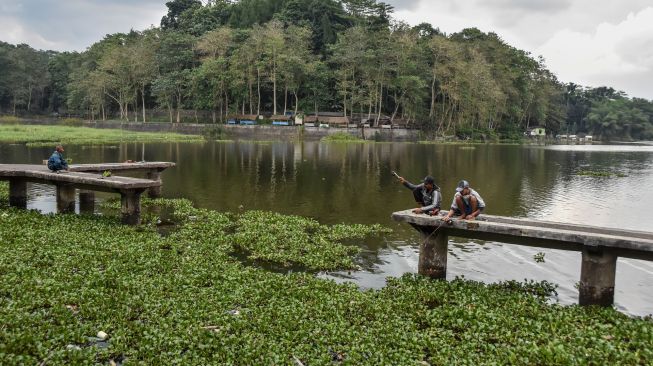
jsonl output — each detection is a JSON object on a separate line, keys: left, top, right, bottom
{"left": 47, "top": 145, "right": 69, "bottom": 172}
{"left": 397, "top": 175, "right": 442, "bottom": 215}
{"left": 442, "top": 180, "right": 485, "bottom": 221}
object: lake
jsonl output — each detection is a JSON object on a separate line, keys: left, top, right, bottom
{"left": 2, "top": 141, "right": 653, "bottom": 316}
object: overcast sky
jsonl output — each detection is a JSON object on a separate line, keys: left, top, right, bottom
{"left": 1, "top": 0, "right": 651, "bottom": 99}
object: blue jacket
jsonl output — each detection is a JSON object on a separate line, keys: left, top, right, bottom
{"left": 47, "top": 151, "right": 68, "bottom": 171}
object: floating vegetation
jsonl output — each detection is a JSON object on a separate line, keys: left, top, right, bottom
{"left": 321, "top": 132, "right": 365, "bottom": 142}
{"left": 1, "top": 184, "right": 652, "bottom": 364}
{"left": 103, "top": 198, "right": 389, "bottom": 271}
{"left": 533, "top": 252, "right": 546, "bottom": 263}
{"left": 0, "top": 181, "right": 8, "bottom": 204}
{"left": 577, "top": 170, "right": 628, "bottom": 178}
{"left": 232, "top": 211, "right": 389, "bottom": 270}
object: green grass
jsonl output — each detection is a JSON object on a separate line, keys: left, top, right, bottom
{"left": 1, "top": 186, "right": 652, "bottom": 364}
{"left": 0, "top": 125, "right": 203, "bottom": 146}
{"left": 321, "top": 132, "right": 366, "bottom": 142}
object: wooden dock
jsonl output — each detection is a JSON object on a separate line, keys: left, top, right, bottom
{"left": 0, "top": 162, "right": 175, "bottom": 225}
{"left": 392, "top": 210, "right": 653, "bottom": 307}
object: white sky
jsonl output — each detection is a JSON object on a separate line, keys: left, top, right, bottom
{"left": 1, "top": 0, "right": 652, "bottom": 99}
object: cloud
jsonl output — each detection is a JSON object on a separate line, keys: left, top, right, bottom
{"left": 479, "top": 0, "right": 572, "bottom": 14}
{"left": 393, "top": 0, "right": 653, "bottom": 99}
{"left": 537, "top": 7, "right": 653, "bottom": 98}
{"left": 384, "top": 0, "right": 421, "bottom": 11}
{"left": 0, "top": 0, "right": 166, "bottom": 51}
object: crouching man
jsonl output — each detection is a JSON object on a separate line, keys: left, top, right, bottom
{"left": 442, "top": 180, "right": 485, "bottom": 221}
{"left": 397, "top": 175, "right": 442, "bottom": 215}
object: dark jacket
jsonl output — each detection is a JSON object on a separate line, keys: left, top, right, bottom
{"left": 403, "top": 180, "right": 441, "bottom": 212}
{"left": 47, "top": 151, "right": 68, "bottom": 171}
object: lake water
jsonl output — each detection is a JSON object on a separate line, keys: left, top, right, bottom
{"left": 2, "top": 141, "right": 653, "bottom": 316}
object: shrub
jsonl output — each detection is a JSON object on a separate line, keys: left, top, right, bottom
{"left": 0, "top": 115, "right": 20, "bottom": 124}
{"left": 322, "top": 132, "right": 363, "bottom": 142}
{"left": 202, "top": 125, "right": 225, "bottom": 140}
{"left": 59, "top": 117, "right": 84, "bottom": 127}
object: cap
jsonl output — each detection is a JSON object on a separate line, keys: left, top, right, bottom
{"left": 456, "top": 180, "right": 470, "bottom": 192}
{"left": 423, "top": 176, "right": 435, "bottom": 185}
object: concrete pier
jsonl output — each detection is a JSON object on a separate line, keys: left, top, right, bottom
{"left": 1, "top": 163, "right": 167, "bottom": 225}
{"left": 56, "top": 184, "right": 76, "bottom": 213}
{"left": 8, "top": 178, "right": 27, "bottom": 209}
{"left": 392, "top": 210, "right": 653, "bottom": 307}
{"left": 579, "top": 248, "right": 617, "bottom": 306}
{"left": 145, "top": 171, "right": 162, "bottom": 198}
{"left": 415, "top": 225, "right": 449, "bottom": 279}
{"left": 79, "top": 189, "right": 96, "bottom": 214}
{"left": 120, "top": 190, "right": 143, "bottom": 225}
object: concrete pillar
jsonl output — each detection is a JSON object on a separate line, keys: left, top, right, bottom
{"left": 56, "top": 185, "right": 76, "bottom": 213}
{"left": 146, "top": 170, "right": 162, "bottom": 198}
{"left": 8, "top": 179, "right": 27, "bottom": 208}
{"left": 79, "top": 190, "right": 95, "bottom": 214}
{"left": 120, "top": 190, "right": 142, "bottom": 225}
{"left": 416, "top": 225, "right": 449, "bottom": 279}
{"left": 579, "top": 247, "right": 617, "bottom": 306}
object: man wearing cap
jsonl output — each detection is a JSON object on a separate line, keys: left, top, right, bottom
{"left": 397, "top": 175, "right": 442, "bottom": 215}
{"left": 442, "top": 180, "right": 485, "bottom": 221}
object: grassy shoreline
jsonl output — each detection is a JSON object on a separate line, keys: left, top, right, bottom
{"left": 0, "top": 125, "right": 203, "bottom": 146}
{"left": 1, "top": 185, "right": 652, "bottom": 364}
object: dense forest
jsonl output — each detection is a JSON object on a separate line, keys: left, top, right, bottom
{"left": 1, "top": 0, "right": 652, "bottom": 140}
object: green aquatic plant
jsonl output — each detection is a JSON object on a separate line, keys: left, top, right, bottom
{"left": 577, "top": 170, "right": 627, "bottom": 178}
{"left": 0, "top": 181, "right": 8, "bottom": 204}
{"left": 1, "top": 184, "right": 652, "bottom": 364}
{"left": 231, "top": 211, "right": 389, "bottom": 270}
{"left": 321, "top": 132, "right": 365, "bottom": 142}
{"left": 102, "top": 198, "right": 388, "bottom": 270}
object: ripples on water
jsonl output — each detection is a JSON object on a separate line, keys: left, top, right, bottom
{"left": 2, "top": 142, "right": 653, "bottom": 316}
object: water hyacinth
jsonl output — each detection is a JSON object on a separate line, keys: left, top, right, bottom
{"left": 1, "top": 184, "right": 652, "bottom": 364}
{"left": 102, "top": 199, "right": 389, "bottom": 271}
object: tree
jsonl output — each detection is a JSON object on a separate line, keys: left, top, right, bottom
{"left": 129, "top": 32, "right": 159, "bottom": 122}
{"left": 153, "top": 31, "right": 196, "bottom": 123}
{"left": 196, "top": 27, "right": 234, "bottom": 121}
{"left": 161, "top": 0, "right": 202, "bottom": 30}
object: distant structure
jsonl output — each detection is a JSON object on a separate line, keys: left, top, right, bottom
{"left": 526, "top": 126, "right": 546, "bottom": 138}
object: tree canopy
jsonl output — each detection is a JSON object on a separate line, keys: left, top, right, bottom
{"left": 1, "top": 0, "right": 652, "bottom": 141}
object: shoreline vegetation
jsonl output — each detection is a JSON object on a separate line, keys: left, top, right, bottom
{"left": 0, "top": 122, "right": 543, "bottom": 147}
{"left": 1, "top": 184, "right": 652, "bottom": 364}
{"left": 0, "top": 124, "right": 203, "bottom": 147}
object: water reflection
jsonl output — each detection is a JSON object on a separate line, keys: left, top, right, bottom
{"left": 1, "top": 141, "right": 653, "bottom": 315}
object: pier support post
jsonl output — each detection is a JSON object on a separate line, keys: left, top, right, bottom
{"left": 56, "top": 185, "right": 76, "bottom": 213}
{"left": 415, "top": 225, "right": 449, "bottom": 279}
{"left": 120, "top": 189, "right": 142, "bottom": 225}
{"left": 146, "top": 170, "right": 162, "bottom": 198}
{"left": 579, "top": 247, "right": 617, "bottom": 306}
{"left": 8, "top": 178, "right": 27, "bottom": 208}
{"left": 79, "top": 190, "right": 95, "bottom": 214}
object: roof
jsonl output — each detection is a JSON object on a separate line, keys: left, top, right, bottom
{"left": 320, "top": 116, "right": 350, "bottom": 124}
{"left": 234, "top": 114, "right": 258, "bottom": 120}
{"left": 269, "top": 115, "right": 291, "bottom": 121}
